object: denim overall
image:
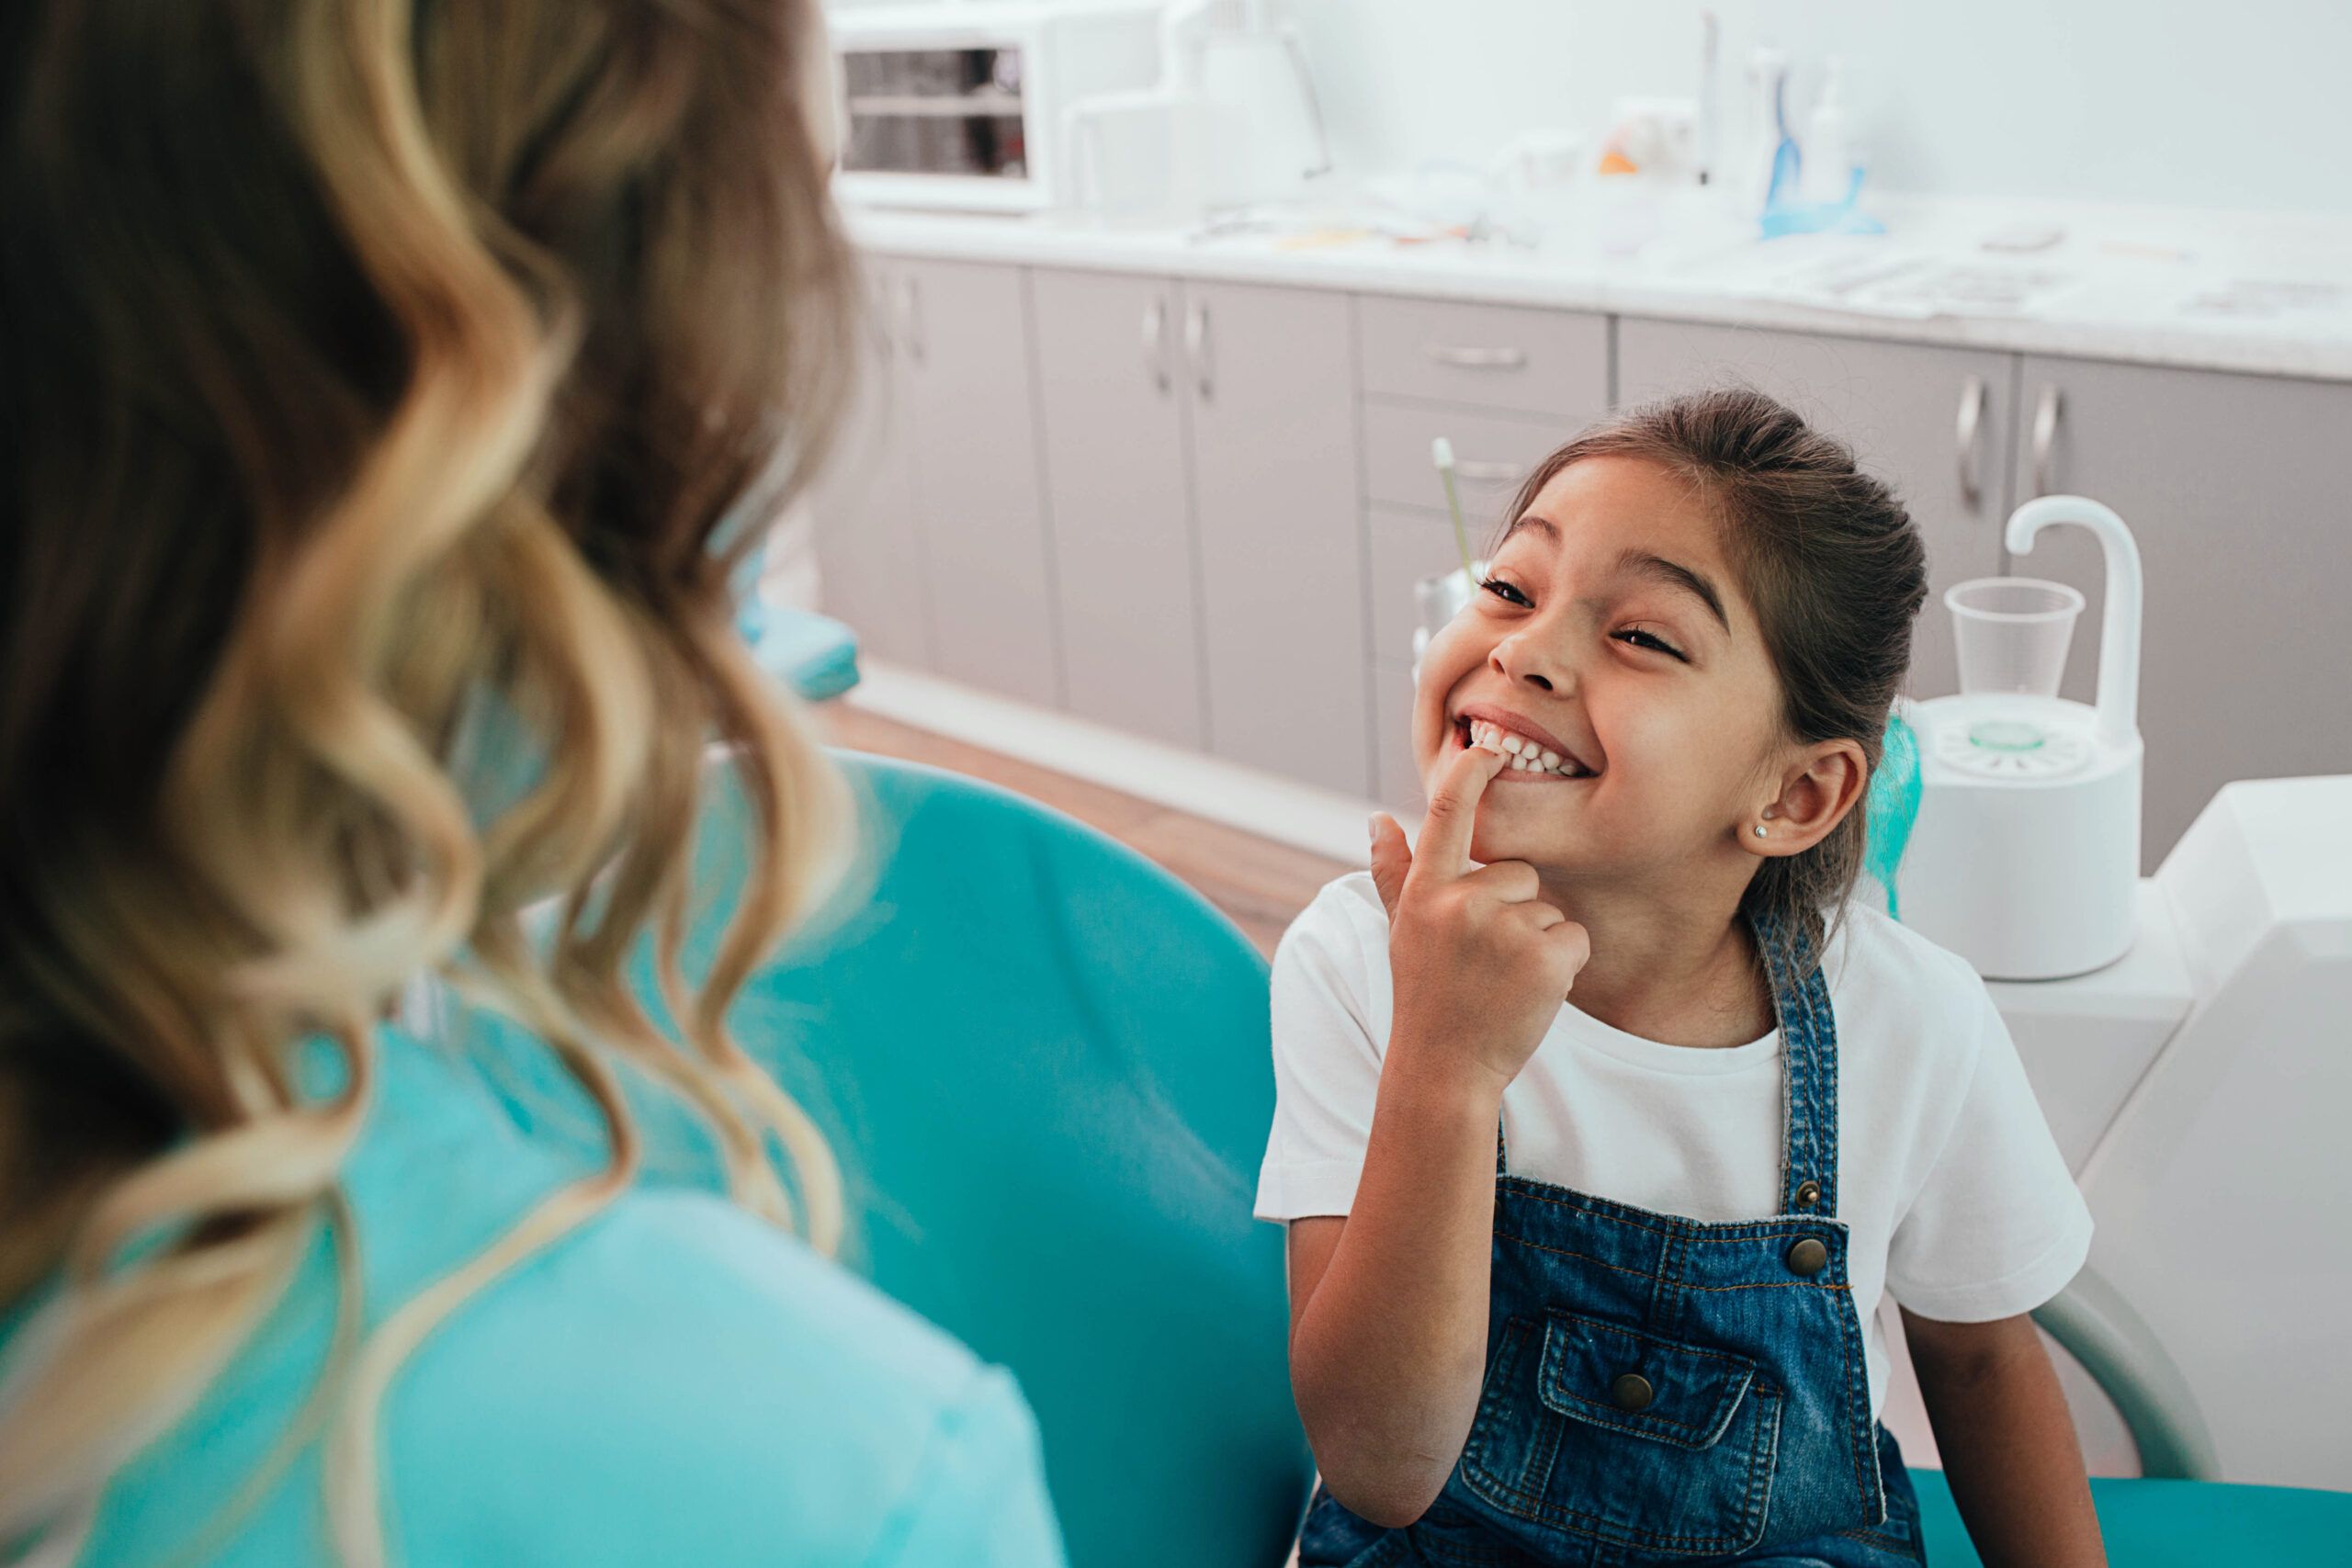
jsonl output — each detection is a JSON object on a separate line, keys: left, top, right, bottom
{"left": 1300, "top": 918, "right": 1927, "bottom": 1568}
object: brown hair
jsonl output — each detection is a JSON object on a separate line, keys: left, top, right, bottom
{"left": 1498, "top": 387, "right": 1927, "bottom": 969}
{"left": 1, "top": 0, "right": 856, "bottom": 1557}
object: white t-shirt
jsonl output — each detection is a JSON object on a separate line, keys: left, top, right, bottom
{"left": 1255, "top": 873, "right": 2094, "bottom": 1418}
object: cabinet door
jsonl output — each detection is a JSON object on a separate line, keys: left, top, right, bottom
{"left": 2013, "top": 357, "right": 2352, "bottom": 865}
{"left": 1616, "top": 321, "right": 2017, "bottom": 705}
{"left": 897, "top": 257, "right": 1063, "bottom": 707}
{"left": 1183, "top": 281, "right": 1369, "bottom": 795}
{"left": 1030, "top": 269, "right": 1205, "bottom": 748}
{"left": 1371, "top": 659, "right": 1424, "bottom": 815}
{"left": 810, "top": 259, "right": 933, "bottom": 669}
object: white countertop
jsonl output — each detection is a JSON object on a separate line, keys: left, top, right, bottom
{"left": 846, "top": 190, "right": 2352, "bottom": 383}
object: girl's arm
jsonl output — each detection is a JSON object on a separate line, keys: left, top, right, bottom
{"left": 1285, "top": 1055, "right": 1510, "bottom": 1527}
{"left": 1285, "top": 746, "right": 1589, "bottom": 1528}
{"left": 1901, "top": 1307, "right": 2108, "bottom": 1568}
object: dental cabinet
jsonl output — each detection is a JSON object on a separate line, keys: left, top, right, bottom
{"left": 2004, "top": 359, "right": 2352, "bottom": 863}
{"left": 1041, "top": 273, "right": 1366, "bottom": 792}
{"left": 1030, "top": 268, "right": 1210, "bottom": 750}
{"left": 1182, "top": 282, "right": 1363, "bottom": 794}
{"left": 846, "top": 256, "right": 1063, "bottom": 707}
{"left": 812, "top": 249, "right": 2352, "bottom": 865}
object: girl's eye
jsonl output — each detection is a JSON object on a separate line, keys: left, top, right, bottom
{"left": 1480, "top": 578, "right": 1531, "bottom": 607}
{"left": 1615, "top": 626, "right": 1688, "bottom": 662}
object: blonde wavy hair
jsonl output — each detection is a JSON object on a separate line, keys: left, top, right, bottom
{"left": 0, "top": 0, "right": 861, "bottom": 1560}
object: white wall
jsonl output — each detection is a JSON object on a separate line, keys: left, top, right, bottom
{"left": 1290, "top": 0, "right": 2352, "bottom": 216}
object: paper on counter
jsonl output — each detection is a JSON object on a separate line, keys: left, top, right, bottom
{"left": 1735, "top": 248, "right": 2091, "bottom": 321}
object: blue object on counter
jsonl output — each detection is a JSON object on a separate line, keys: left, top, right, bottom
{"left": 744, "top": 600, "right": 863, "bottom": 702}
{"left": 1759, "top": 164, "right": 1886, "bottom": 240}
{"left": 1863, "top": 706, "right": 1922, "bottom": 919}
{"left": 663, "top": 752, "right": 1317, "bottom": 1568}
{"left": 1753, "top": 61, "right": 1882, "bottom": 241}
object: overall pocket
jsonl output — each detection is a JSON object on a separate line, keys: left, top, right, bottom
{"left": 1456, "top": 1310, "right": 1781, "bottom": 1558}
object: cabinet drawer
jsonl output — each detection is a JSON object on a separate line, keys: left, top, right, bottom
{"left": 1358, "top": 295, "right": 1610, "bottom": 420}
{"left": 1363, "top": 400, "right": 1566, "bottom": 519}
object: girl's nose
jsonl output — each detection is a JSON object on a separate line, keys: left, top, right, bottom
{"left": 1490, "top": 632, "right": 1566, "bottom": 694}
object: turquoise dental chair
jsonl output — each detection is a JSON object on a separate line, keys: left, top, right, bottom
{"left": 1908, "top": 1268, "right": 2352, "bottom": 1564}
{"left": 677, "top": 750, "right": 2345, "bottom": 1568}
{"left": 675, "top": 752, "right": 1315, "bottom": 1568}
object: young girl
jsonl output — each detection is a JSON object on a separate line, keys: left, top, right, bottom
{"left": 1259, "top": 390, "right": 2106, "bottom": 1567}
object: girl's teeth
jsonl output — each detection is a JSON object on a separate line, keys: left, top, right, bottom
{"left": 1463, "top": 717, "right": 1588, "bottom": 776}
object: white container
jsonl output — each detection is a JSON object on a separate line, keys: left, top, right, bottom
{"left": 1798, "top": 55, "right": 1857, "bottom": 207}
{"left": 1897, "top": 497, "right": 2146, "bottom": 981}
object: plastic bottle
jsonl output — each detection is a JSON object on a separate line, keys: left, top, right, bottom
{"left": 1800, "top": 56, "right": 1856, "bottom": 207}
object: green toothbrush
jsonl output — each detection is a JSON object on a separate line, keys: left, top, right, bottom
{"left": 1430, "top": 436, "right": 1476, "bottom": 580}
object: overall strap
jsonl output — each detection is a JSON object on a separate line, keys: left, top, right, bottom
{"left": 1755, "top": 910, "right": 1840, "bottom": 1219}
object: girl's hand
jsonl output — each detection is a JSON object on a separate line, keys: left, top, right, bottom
{"left": 1368, "top": 744, "right": 1591, "bottom": 1096}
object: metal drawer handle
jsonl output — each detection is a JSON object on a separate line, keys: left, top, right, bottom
{"left": 1451, "top": 458, "right": 1521, "bottom": 482}
{"left": 1424, "top": 344, "right": 1530, "bottom": 371}
{"left": 2030, "top": 384, "right": 2063, "bottom": 497}
{"left": 1955, "top": 374, "right": 1986, "bottom": 510}
{"left": 1141, "top": 299, "right": 1169, "bottom": 392}
{"left": 1184, "top": 300, "right": 1212, "bottom": 400}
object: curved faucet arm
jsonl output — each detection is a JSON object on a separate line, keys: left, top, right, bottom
{"left": 2030, "top": 1261, "right": 2219, "bottom": 1482}
{"left": 2005, "top": 495, "right": 2143, "bottom": 747}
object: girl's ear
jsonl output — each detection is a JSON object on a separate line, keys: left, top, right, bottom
{"left": 1748, "top": 739, "right": 1868, "bottom": 857}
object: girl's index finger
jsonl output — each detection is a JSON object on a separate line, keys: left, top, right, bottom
{"left": 1411, "top": 741, "right": 1507, "bottom": 885}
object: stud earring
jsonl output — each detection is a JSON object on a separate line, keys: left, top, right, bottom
{"left": 1753, "top": 824, "right": 1768, "bottom": 839}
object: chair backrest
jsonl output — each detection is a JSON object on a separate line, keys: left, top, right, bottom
{"left": 676, "top": 751, "right": 1314, "bottom": 1568}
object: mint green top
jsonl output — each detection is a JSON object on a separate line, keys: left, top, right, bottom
{"left": 10, "top": 1008, "right": 1068, "bottom": 1567}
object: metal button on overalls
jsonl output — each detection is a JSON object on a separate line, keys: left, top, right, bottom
{"left": 1610, "top": 1372, "right": 1655, "bottom": 1412}
{"left": 1787, "top": 1236, "right": 1830, "bottom": 1275}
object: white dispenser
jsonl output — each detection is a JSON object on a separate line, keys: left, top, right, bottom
{"left": 1896, "top": 496, "right": 2146, "bottom": 980}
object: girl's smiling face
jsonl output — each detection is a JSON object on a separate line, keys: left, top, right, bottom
{"left": 1413, "top": 455, "right": 1792, "bottom": 879}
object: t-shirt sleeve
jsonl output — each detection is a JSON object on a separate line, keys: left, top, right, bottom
{"left": 868, "top": 1366, "right": 1070, "bottom": 1568}
{"left": 1883, "top": 981, "right": 2094, "bottom": 1322}
{"left": 1254, "top": 881, "right": 1388, "bottom": 1222}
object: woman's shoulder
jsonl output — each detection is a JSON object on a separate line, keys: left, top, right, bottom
{"left": 379, "top": 1183, "right": 1060, "bottom": 1566}
{"left": 72, "top": 1026, "right": 1062, "bottom": 1567}
{"left": 351, "top": 1026, "right": 1059, "bottom": 1565}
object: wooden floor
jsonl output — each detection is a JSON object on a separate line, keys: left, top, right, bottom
{"left": 818, "top": 705, "right": 1352, "bottom": 954}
